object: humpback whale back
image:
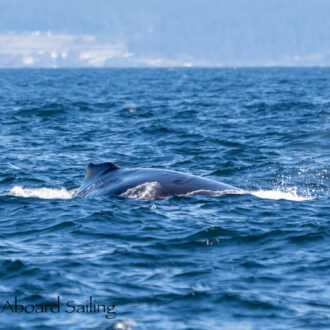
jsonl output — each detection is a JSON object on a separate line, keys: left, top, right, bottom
{"left": 75, "top": 162, "right": 242, "bottom": 199}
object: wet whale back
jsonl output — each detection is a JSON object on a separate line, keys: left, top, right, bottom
{"left": 136, "top": 168, "right": 239, "bottom": 196}
{"left": 75, "top": 162, "right": 242, "bottom": 198}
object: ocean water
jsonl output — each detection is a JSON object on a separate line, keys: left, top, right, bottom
{"left": 0, "top": 68, "right": 329, "bottom": 329}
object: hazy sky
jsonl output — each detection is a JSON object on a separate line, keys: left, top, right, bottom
{"left": 0, "top": 0, "right": 330, "bottom": 67}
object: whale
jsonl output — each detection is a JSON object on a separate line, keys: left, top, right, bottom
{"left": 74, "top": 162, "right": 242, "bottom": 199}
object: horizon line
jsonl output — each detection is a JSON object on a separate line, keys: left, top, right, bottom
{"left": 1, "top": 65, "right": 330, "bottom": 69}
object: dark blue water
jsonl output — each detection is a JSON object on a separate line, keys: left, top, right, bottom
{"left": 0, "top": 68, "right": 329, "bottom": 329}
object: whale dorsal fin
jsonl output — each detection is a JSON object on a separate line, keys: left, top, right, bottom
{"left": 85, "top": 162, "right": 119, "bottom": 181}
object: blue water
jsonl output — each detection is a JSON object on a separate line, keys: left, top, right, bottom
{"left": 0, "top": 68, "right": 329, "bottom": 329}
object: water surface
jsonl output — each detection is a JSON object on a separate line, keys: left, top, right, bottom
{"left": 0, "top": 68, "right": 329, "bottom": 329}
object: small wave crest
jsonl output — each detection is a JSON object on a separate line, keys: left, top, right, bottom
{"left": 6, "top": 186, "right": 75, "bottom": 199}
{"left": 180, "top": 188, "right": 313, "bottom": 201}
{"left": 250, "top": 188, "right": 314, "bottom": 201}
{"left": 3, "top": 184, "right": 314, "bottom": 202}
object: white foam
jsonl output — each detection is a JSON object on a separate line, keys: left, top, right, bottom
{"left": 181, "top": 188, "right": 313, "bottom": 201}
{"left": 250, "top": 188, "right": 314, "bottom": 201}
{"left": 4, "top": 184, "right": 314, "bottom": 202}
{"left": 7, "top": 186, "right": 75, "bottom": 199}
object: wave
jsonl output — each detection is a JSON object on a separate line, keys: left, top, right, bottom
{"left": 5, "top": 186, "right": 75, "bottom": 199}
{"left": 250, "top": 188, "right": 314, "bottom": 201}
{"left": 3, "top": 183, "right": 314, "bottom": 202}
